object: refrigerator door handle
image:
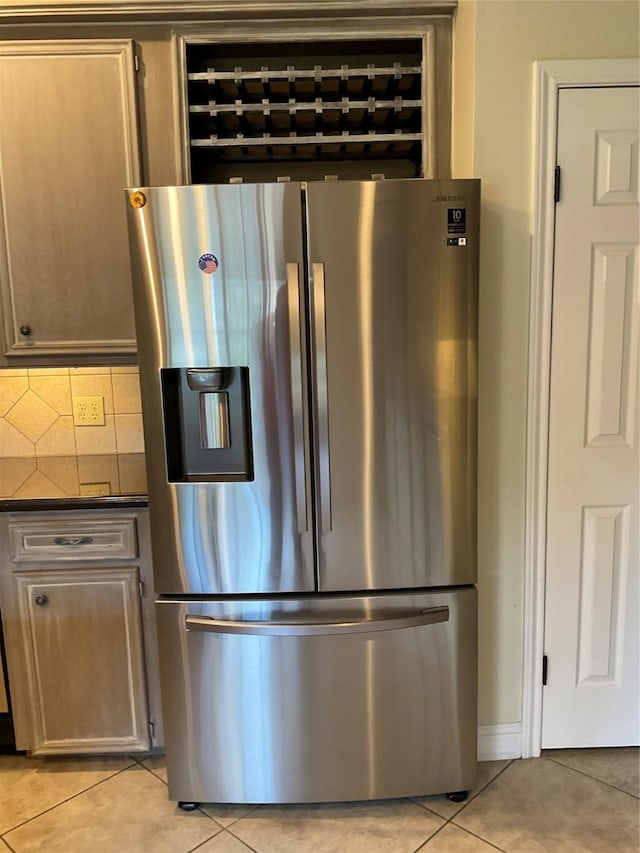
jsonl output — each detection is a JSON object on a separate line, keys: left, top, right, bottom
{"left": 311, "top": 261, "right": 332, "bottom": 532}
{"left": 287, "top": 262, "right": 309, "bottom": 534}
{"left": 185, "top": 606, "right": 449, "bottom": 636}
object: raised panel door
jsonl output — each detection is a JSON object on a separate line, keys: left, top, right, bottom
{"left": 0, "top": 39, "right": 141, "bottom": 360}
{"left": 14, "top": 566, "right": 150, "bottom": 754}
{"left": 543, "top": 85, "right": 639, "bottom": 747}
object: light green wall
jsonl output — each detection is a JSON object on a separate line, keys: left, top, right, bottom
{"left": 453, "top": 0, "right": 640, "bottom": 727}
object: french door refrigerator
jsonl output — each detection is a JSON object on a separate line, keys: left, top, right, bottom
{"left": 126, "top": 178, "right": 480, "bottom": 807}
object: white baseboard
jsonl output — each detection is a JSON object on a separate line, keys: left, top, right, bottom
{"left": 478, "top": 724, "right": 523, "bottom": 761}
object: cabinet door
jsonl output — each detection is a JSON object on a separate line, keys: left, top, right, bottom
{"left": 13, "top": 566, "right": 150, "bottom": 755}
{"left": 0, "top": 39, "right": 141, "bottom": 360}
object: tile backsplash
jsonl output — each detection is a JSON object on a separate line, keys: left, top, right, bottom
{"left": 0, "top": 367, "right": 147, "bottom": 498}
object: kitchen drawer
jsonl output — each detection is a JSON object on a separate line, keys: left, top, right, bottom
{"left": 8, "top": 519, "right": 138, "bottom": 562}
{"left": 157, "top": 588, "right": 477, "bottom": 803}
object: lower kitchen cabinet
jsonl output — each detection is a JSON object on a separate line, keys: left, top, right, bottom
{"left": 0, "top": 509, "right": 162, "bottom": 756}
{"left": 13, "top": 566, "right": 149, "bottom": 755}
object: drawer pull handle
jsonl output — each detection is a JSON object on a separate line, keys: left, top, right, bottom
{"left": 34, "top": 594, "right": 49, "bottom": 607}
{"left": 54, "top": 536, "right": 94, "bottom": 547}
{"left": 185, "top": 606, "right": 450, "bottom": 637}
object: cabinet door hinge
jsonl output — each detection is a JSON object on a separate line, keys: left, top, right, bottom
{"left": 149, "top": 719, "right": 156, "bottom": 740}
{"left": 134, "top": 53, "right": 140, "bottom": 73}
{"left": 553, "top": 165, "right": 561, "bottom": 204}
{"left": 542, "top": 654, "right": 548, "bottom": 686}
{"left": 138, "top": 579, "right": 146, "bottom": 598}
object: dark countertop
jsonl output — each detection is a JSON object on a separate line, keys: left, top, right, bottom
{"left": 0, "top": 496, "right": 148, "bottom": 512}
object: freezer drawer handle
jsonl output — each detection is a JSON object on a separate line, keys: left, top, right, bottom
{"left": 287, "top": 262, "right": 309, "bottom": 533}
{"left": 185, "top": 606, "right": 448, "bottom": 637}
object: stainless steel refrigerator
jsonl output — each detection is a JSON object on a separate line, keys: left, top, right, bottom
{"left": 126, "top": 178, "right": 480, "bottom": 808}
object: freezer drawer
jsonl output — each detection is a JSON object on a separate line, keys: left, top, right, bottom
{"left": 155, "top": 587, "right": 477, "bottom": 804}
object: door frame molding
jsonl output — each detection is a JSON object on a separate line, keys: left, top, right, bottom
{"left": 522, "top": 57, "right": 640, "bottom": 758}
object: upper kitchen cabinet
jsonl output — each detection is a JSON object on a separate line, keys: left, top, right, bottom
{"left": 0, "top": 39, "right": 141, "bottom": 363}
{"left": 175, "top": 17, "right": 452, "bottom": 185}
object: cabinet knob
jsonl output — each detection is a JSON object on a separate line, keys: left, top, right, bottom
{"left": 19, "top": 324, "right": 33, "bottom": 337}
{"left": 34, "top": 594, "right": 49, "bottom": 607}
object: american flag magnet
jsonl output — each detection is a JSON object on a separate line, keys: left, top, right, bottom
{"left": 198, "top": 253, "right": 219, "bottom": 274}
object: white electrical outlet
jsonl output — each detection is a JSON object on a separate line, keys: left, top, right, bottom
{"left": 73, "top": 396, "right": 105, "bottom": 426}
{"left": 79, "top": 482, "right": 111, "bottom": 497}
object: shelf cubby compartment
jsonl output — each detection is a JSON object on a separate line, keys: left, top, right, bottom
{"left": 185, "top": 40, "right": 424, "bottom": 182}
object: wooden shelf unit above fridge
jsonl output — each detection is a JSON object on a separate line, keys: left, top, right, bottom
{"left": 184, "top": 39, "right": 430, "bottom": 184}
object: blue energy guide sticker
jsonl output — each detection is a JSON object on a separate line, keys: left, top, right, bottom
{"left": 198, "top": 253, "right": 219, "bottom": 274}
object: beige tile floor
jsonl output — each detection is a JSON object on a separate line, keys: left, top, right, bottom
{"left": 0, "top": 748, "right": 637, "bottom": 852}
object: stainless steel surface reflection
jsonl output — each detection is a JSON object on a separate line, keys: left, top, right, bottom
{"left": 126, "top": 178, "right": 480, "bottom": 806}
{"left": 127, "top": 179, "right": 479, "bottom": 595}
{"left": 156, "top": 588, "right": 477, "bottom": 804}
{"left": 305, "top": 180, "right": 479, "bottom": 590}
{"left": 128, "top": 183, "right": 314, "bottom": 594}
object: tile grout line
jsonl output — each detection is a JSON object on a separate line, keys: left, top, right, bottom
{"left": 190, "top": 826, "right": 259, "bottom": 853}
{"left": 0, "top": 760, "right": 139, "bottom": 840}
{"left": 470, "top": 758, "right": 516, "bottom": 796}
{"left": 224, "top": 823, "right": 263, "bottom": 853}
{"left": 208, "top": 805, "right": 259, "bottom": 830}
{"left": 414, "top": 818, "right": 510, "bottom": 853}
{"left": 543, "top": 755, "right": 640, "bottom": 799}
{"left": 447, "top": 754, "right": 640, "bottom": 852}
{"left": 134, "top": 760, "right": 235, "bottom": 830}
{"left": 200, "top": 770, "right": 520, "bottom": 853}
{"left": 136, "top": 758, "right": 169, "bottom": 784}
{"left": 1, "top": 459, "right": 35, "bottom": 499}
{"left": 186, "top": 828, "right": 229, "bottom": 853}
{"left": 411, "top": 762, "right": 516, "bottom": 852}
{"left": 133, "top": 755, "right": 264, "bottom": 828}
{"left": 412, "top": 820, "right": 448, "bottom": 853}
{"left": 411, "top": 759, "right": 516, "bottom": 822}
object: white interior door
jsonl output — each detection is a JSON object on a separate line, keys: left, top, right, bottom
{"left": 542, "top": 85, "right": 639, "bottom": 749}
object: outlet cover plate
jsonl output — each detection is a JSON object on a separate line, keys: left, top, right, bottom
{"left": 79, "top": 482, "right": 112, "bottom": 497}
{"left": 73, "top": 396, "right": 105, "bottom": 426}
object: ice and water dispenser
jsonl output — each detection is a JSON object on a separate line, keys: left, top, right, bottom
{"left": 161, "top": 367, "right": 253, "bottom": 482}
